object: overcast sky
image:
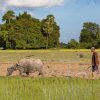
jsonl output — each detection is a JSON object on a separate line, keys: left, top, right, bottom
{"left": 0, "top": 0, "right": 100, "bottom": 43}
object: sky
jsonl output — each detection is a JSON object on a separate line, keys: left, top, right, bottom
{"left": 0, "top": 0, "right": 100, "bottom": 43}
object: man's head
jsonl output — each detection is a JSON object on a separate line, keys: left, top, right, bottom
{"left": 91, "top": 47, "right": 95, "bottom": 52}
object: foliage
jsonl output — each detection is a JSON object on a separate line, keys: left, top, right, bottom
{"left": 0, "top": 31, "right": 9, "bottom": 49}
{"left": 0, "top": 11, "right": 60, "bottom": 49}
{"left": 66, "top": 22, "right": 100, "bottom": 49}
{"left": 79, "top": 22, "right": 100, "bottom": 48}
{"left": 2, "top": 10, "right": 15, "bottom": 24}
{"left": 60, "top": 42, "right": 67, "bottom": 48}
{"left": 41, "top": 15, "right": 59, "bottom": 49}
{"left": 67, "top": 39, "right": 79, "bottom": 49}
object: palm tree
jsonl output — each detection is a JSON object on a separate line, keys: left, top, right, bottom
{"left": 2, "top": 10, "right": 15, "bottom": 24}
{"left": 42, "top": 15, "right": 55, "bottom": 49}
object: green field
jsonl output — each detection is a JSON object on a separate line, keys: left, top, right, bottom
{"left": 0, "top": 77, "right": 99, "bottom": 100}
{"left": 0, "top": 50, "right": 100, "bottom": 100}
{"left": 0, "top": 49, "right": 98, "bottom": 63}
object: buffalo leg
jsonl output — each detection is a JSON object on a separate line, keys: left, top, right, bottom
{"left": 26, "top": 72, "right": 29, "bottom": 75}
{"left": 38, "top": 70, "right": 43, "bottom": 76}
{"left": 19, "top": 67, "right": 24, "bottom": 76}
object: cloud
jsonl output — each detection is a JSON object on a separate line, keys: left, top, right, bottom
{"left": 6, "top": 0, "right": 64, "bottom": 7}
{"left": 0, "top": 0, "right": 99, "bottom": 11}
{"left": 0, "top": 0, "right": 64, "bottom": 11}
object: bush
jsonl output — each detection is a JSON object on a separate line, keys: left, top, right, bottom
{"left": 67, "top": 39, "right": 79, "bottom": 49}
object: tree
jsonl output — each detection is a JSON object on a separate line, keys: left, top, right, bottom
{"left": 60, "top": 42, "right": 67, "bottom": 48}
{"left": 42, "top": 15, "right": 55, "bottom": 49}
{"left": 95, "top": 29, "right": 100, "bottom": 48}
{"left": 12, "top": 12, "right": 45, "bottom": 49}
{"left": 79, "top": 22, "right": 99, "bottom": 48}
{"left": 48, "top": 22, "right": 60, "bottom": 48}
{"left": 16, "top": 11, "right": 32, "bottom": 21}
{"left": 0, "top": 31, "right": 9, "bottom": 49}
{"left": 67, "top": 39, "right": 79, "bottom": 49}
{"left": 2, "top": 10, "right": 15, "bottom": 24}
{"left": 0, "top": 11, "right": 60, "bottom": 49}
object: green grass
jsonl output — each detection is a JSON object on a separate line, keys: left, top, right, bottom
{"left": 0, "top": 77, "right": 99, "bottom": 100}
{"left": 0, "top": 49, "right": 98, "bottom": 63}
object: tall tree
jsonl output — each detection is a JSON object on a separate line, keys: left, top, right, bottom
{"left": 42, "top": 15, "right": 55, "bottom": 49}
{"left": 10, "top": 11, "right": 45, "bottom": 49}
{"left": 48, "top": 22, "right": 60, "bottom": 48}
{"left": 80, "top": 22, "right": 99, "bottom": 48}
{"left": 2, "top": 10, "right": 15, "bottom": 24}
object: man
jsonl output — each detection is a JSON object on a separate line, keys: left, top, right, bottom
{"left": 91, "top": 47, "right": 99, "bottom": 77}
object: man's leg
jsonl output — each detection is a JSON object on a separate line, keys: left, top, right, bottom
{"left": 95, "top": 65, "right": 99, "bottom": 74}
{"left": 92, "top": 65, "right": 99, "bottom": 79}
{"left": 92, "top": 66, "right": 94, "bottom": 79}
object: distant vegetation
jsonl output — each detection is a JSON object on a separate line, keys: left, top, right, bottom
{"left": 0, "top": 10, "right": 100, "bottom": 49}
{"left": 0, "top": 10, "right": 60, "bottom": 49}
{"left": 62, "top": 22, "right": 100, "bottom": 49}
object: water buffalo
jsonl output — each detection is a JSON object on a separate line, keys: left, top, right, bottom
{"left": 6, "top": 59, "right": 43, "bottom": 76}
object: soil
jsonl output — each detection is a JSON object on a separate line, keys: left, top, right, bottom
{"left": 0, "top": 61, "right": 100, "bottom": 79}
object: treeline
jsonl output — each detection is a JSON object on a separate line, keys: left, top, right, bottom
{"left": 61, "top": 22, "right": 100, "bottom": 49}
{"left": 0, "top": 10, "right": 60, "bottom": 49}
{"left": 0, "top": 10, "right": 99, "bottom": 49}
